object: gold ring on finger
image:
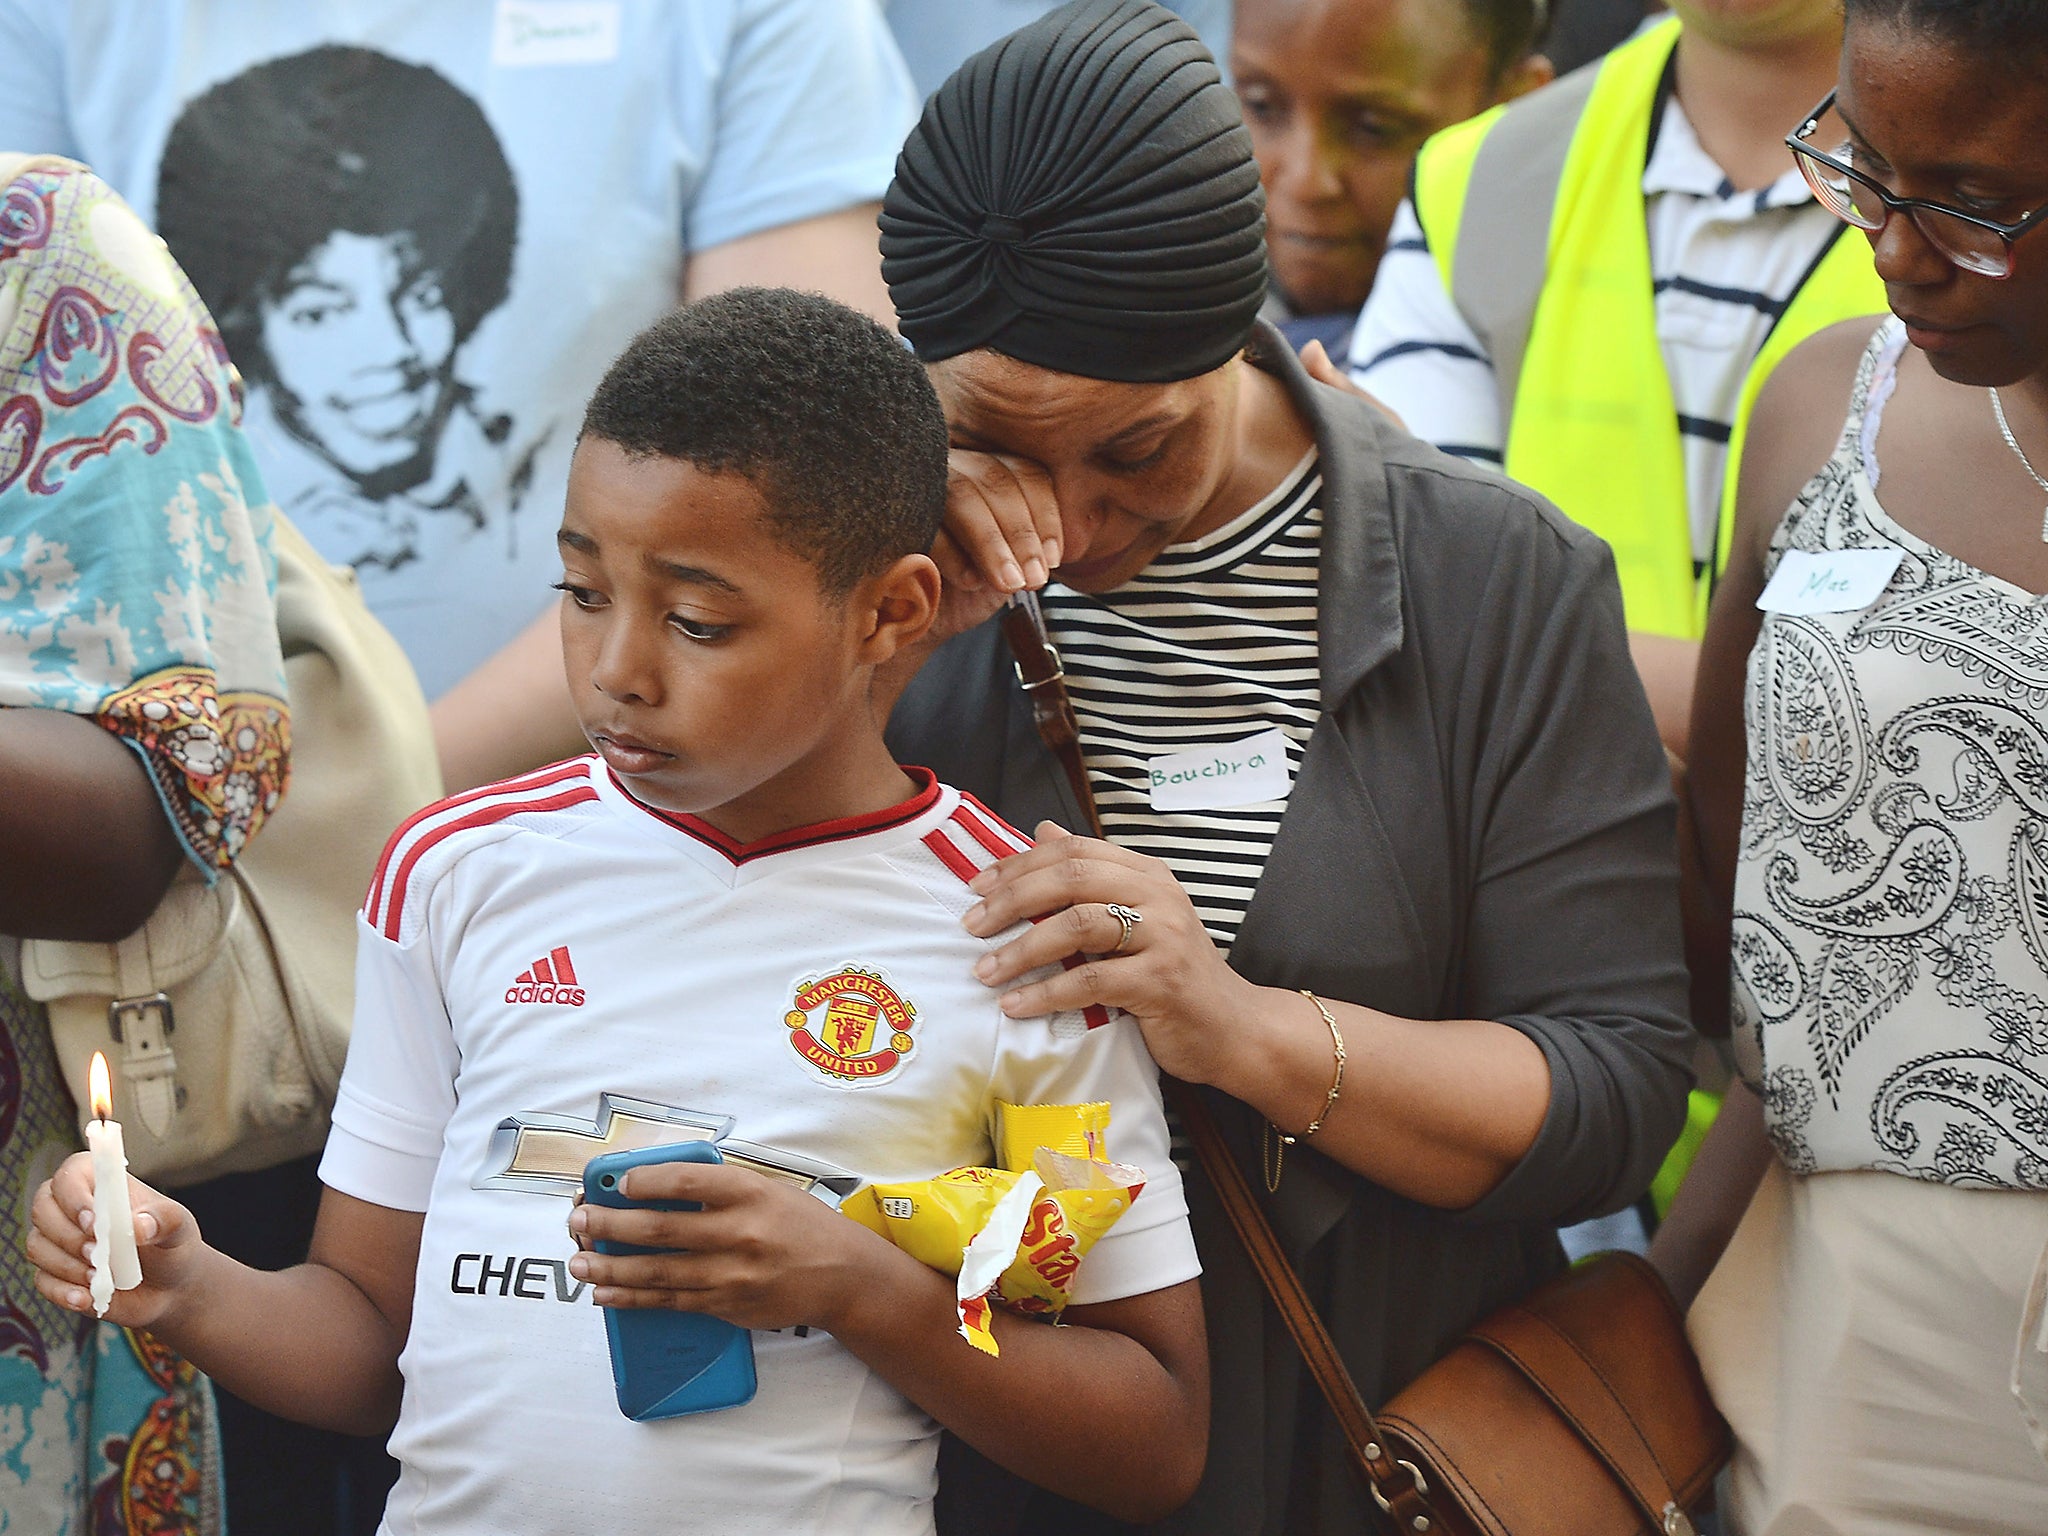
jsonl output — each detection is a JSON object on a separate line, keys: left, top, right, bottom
{"left": 1105, "top": 902, "right": 1143, "bottom": 955}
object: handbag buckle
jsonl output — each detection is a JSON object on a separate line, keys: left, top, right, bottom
{"left": 108, "top": 992, "right": 176, "bottom": 1048}
{"left": 1010, "top": 646, "right": 1066, "bottom": 692}
{"left": 107, "top": 993, "right": 181, "bottom": 1137}
{"left": 1369, "top": 1458, "right": 1433, "bottom": 1532}
{"left": 1662, "top": 1504, "right": 1697, "bottom": 1536}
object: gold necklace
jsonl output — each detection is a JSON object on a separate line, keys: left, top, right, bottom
{"left": 1989, "top": 388, "right": 2048, "bottom": 543}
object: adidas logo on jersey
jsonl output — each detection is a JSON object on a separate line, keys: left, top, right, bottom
{"left": 505, "top": 946, "right": 586, "bottom": 1007}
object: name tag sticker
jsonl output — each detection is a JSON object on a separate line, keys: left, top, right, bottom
{"left": 1148, "top": 729, "right": 1293, "bottom": 813}
{"left": 492, "top": 0, "right": 621, "bottom": 67}
{"left": 1756, "top": 547, "right": 1904, "bottom": 616}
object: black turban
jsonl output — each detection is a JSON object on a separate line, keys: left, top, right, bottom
{"left": 880, "top": 0, "right": 1267, "bottom": 384}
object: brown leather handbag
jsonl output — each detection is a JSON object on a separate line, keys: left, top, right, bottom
{"left": 998, "top": 592, "right": 1732, "bottom": 1535}
{"left": 1171, "top": 1076, "right": 1728, "bottom": 1536}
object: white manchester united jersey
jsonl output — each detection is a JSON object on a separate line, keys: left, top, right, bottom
{"left": 321, "top": 757, "right": 1198, "bottom": 1536}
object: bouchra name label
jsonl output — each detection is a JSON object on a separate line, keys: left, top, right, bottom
{"left": 1148, "top": 728, "right": 1293, "bottom": 813}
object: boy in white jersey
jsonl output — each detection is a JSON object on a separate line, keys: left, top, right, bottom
{"left": 27, "top": 289, "right": 1207, "bottom": 1535}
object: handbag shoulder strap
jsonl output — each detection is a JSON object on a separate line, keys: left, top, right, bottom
{"left": 1167, "top": 1077, "right": 1442, "bottom": 1530}
{"left": 997, "top": 592, "right": 1105, "bottom": 840}
{"left": 993, "top": 597, "right": 1444, "bottom": 1532}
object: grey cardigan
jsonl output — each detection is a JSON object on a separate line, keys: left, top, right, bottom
{"left": 891, "top": 324, "right": 1695, "bottom": 1536}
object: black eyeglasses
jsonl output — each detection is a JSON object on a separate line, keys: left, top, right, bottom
{"left": 1786, "top": 90, "right": 2048, "bottom": 280}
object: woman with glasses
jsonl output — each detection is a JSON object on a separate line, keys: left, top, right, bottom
{"left": 1651, "top": 0, "right": 2048, "bottom": 1526}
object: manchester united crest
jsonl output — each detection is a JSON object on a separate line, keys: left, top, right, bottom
{"left": 784, "top": 965, "right": 917, "bottom": 1086}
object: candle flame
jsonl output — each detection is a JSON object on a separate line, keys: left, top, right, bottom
{"left": 89, "top": 1051, "right": 111, "bottom": 1121}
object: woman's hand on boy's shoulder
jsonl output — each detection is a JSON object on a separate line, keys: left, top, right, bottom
{"left": 26, "top": 1151, "right": 206, "bottom": 1329}
{"left": 568, "top": 1162, "right": 902, "bottom": 1335}
{"left": 962, "top": 823, "right": 1264, "bottom": 1087}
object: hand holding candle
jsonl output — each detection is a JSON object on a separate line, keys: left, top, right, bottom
{"left": 85, "top": 1050, "right": 143, "bottom": 1316}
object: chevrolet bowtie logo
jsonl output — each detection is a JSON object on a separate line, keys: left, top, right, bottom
{"left": 478, "top": 1094, "right": 729, "bottom": 1195}
{"left": 476, "top": 1092, "right": 861, "bottom": 1206}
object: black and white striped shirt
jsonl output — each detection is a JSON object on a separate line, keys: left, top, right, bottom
{"left": 1042, "top": 451, "right": 1321, "bottom": 953}
{"left": 1348, "top": 92, "right": 1841, "bottom": 567}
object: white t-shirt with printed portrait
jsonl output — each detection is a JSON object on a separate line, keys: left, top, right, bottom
{"left": 0, "top": 0, "right": 918, "bottom": 695}
{"left": 321, "top": 758, "right": 1199, "bottom": 1536}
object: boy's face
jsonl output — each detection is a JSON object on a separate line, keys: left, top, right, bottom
{"left": 556, "top": 439, "right": 890, "bottom": 824}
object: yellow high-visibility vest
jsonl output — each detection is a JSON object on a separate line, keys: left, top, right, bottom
{"left": 1412, "top": 17, "right": 1885, "bottom": 639}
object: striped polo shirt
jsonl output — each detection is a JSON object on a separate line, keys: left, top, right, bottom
{"left": 1041, "top": 450, "right": 1321, "bottom": 952}
{"left": 1348, "top": 90, "right": 1842, "bottom": 570}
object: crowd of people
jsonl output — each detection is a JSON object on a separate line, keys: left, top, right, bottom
{"left": 3, "top": 1, "right": 2046, "bottom": 1533}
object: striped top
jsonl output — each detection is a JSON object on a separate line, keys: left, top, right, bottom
{"left": 1042, "top": 450, "right": 1322, "bottom": 952}
{"left": 1348, "top": 90, "right": 1841, "bottom": 569}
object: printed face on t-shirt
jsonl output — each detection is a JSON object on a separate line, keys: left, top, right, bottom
{"left": 260, "top": 229, "right": 461, "bottom": 483}
{"left": 156, "top": 43, "right": 532, "bottom": 577}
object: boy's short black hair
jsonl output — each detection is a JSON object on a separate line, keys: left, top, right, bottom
{"left": 581, "top": 289, "right": 949, "bottom": 595}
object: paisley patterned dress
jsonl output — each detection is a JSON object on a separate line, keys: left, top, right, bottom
{"left": 1731, "top": 323, "right": 2048, "bottom": 1184}
{"left": 1692, "top": 319, "right": 2048, "bottom": 1532}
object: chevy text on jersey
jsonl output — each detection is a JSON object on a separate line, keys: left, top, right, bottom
{"left": 321, "top": 758, "right": 1199, "bottom": 1536}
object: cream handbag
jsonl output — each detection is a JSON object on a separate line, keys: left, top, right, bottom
{"left": 22, "top": 513, "right": 442, "bottom": 1185}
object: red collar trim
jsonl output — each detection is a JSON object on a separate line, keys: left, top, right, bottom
{"left": 609, "top": 765, "right": 942, "bottom": 864}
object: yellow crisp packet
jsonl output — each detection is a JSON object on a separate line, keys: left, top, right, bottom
{"left": 842, "top": 1103, "right": 1145, "bottom": 1356}
{"left": 842, "top": 1165, "right": 1016, "bottom": 1275}
{"left": 999, "top": 1149, "right": 1144, "bottom": 1314}
{"left": 996, "top": 1100, "right": 1108, "bottom": 1172}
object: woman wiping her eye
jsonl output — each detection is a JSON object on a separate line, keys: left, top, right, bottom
{"left": 878, "top": 6, "right": 1696, "bottom": 1531}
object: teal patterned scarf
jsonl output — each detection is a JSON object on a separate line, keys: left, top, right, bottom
{"left": 0, "top": 155, "right": 288, "bottom": 870}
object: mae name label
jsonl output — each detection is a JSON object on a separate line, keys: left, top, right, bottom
{"left": 1149, "top": 728, "right": 1294, "bottom": 813}
{"left": 1756, "top": 547, "right": 1904, "bottom": 616}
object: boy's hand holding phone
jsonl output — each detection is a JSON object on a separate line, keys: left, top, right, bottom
{"left": 570, "top": 1157, "right": 900, "bottom": 1334}
{"left": 27, "top": 1151, "right": 205, "bottom": 1329}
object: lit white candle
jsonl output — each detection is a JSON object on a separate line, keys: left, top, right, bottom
{"left": 85, "top": 1051, "right": 142, "bottom": 1316}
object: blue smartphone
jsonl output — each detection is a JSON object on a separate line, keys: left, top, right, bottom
{"left": 582, "top": 1139, "right": 757, "bottom": 1420}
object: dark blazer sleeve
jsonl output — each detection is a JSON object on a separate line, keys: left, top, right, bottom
{"left": 1435, "top": 487, "right": 1696, "bottom": 1227}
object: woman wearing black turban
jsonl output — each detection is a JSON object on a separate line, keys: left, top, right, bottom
{"left": 880, "top": 4, "right": 1696, "bottom": 1533}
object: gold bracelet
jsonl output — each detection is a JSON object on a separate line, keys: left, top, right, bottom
{"left": 1262, "top": 990, "right": 1347, "bottom": 1192}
